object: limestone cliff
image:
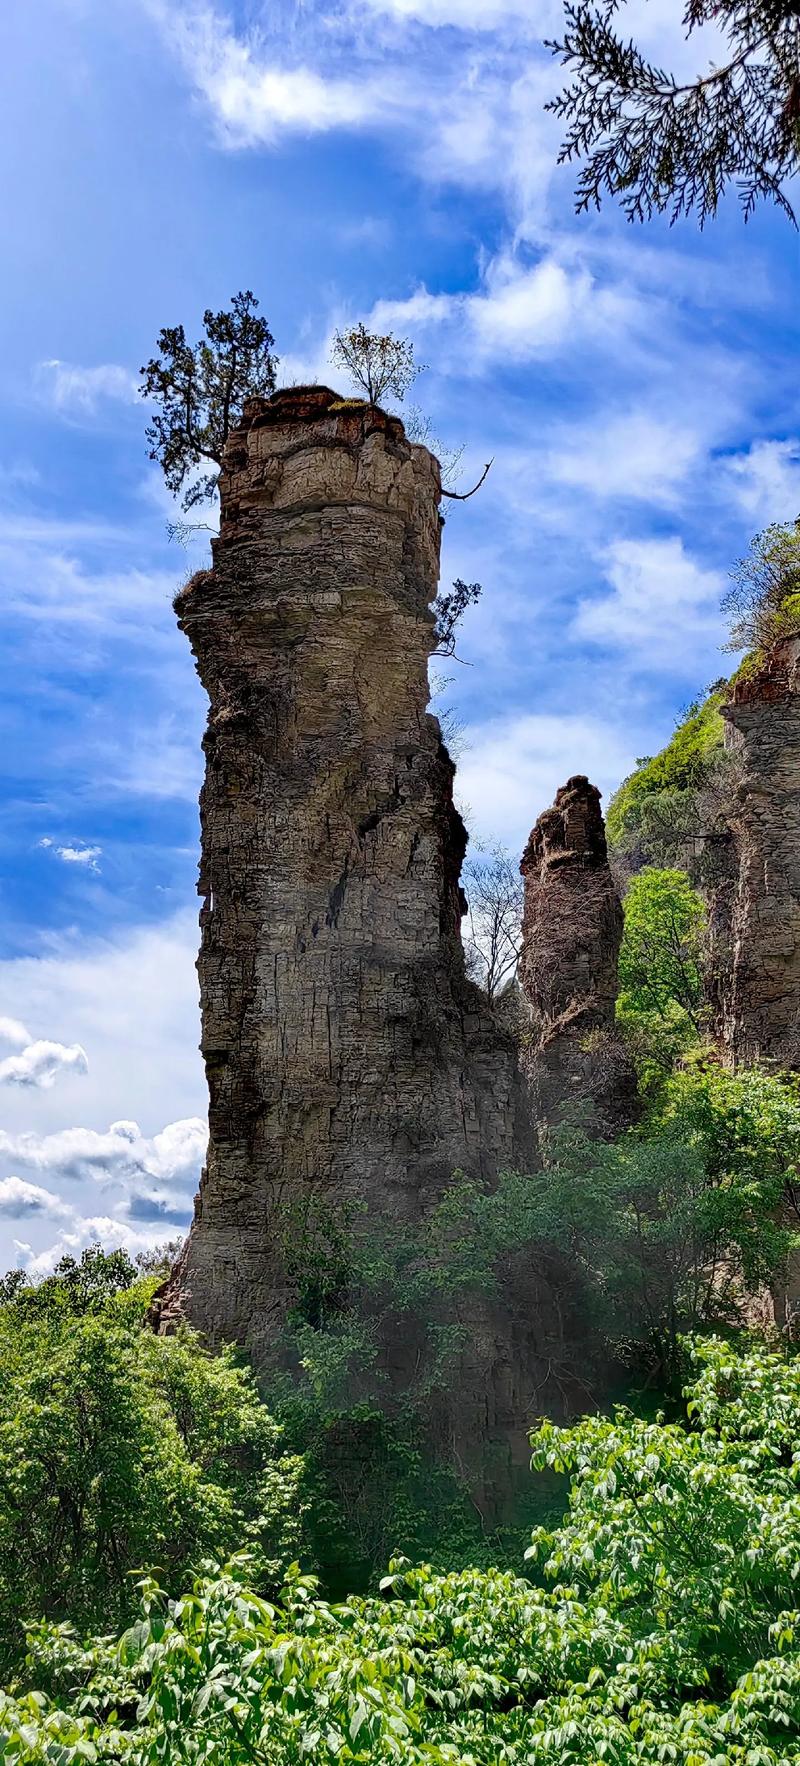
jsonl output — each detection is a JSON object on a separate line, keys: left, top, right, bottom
{"left": 519, "top": 776, "right": 636, "bottom": 1135}
{"left": 158, "top": 386, "right": 537, "bottom": 1403}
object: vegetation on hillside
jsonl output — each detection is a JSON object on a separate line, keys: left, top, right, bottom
{"left": 605, "top": 686, "right": 728, "bottom": 863}
{"left": 6, "top": 1338, "right": 800, "bottom": 1761}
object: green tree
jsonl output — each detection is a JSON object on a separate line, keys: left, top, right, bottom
{"left": 0, "top": 1290, "right": 304, "bottom": 1667}
{"left": 617, "top": 866, "right": 706, "bottom": 1077}
{"left": 140, "top": 290, "right": 277, "bottom": 511}
{"left": 547, "top": 0, "right": 800, "bottom": 225}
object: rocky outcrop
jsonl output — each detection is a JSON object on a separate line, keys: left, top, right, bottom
{"left": 720, "top": 638, "right": 800, "bottom": 1069}
{"left": 518, "top": 776, "right": 636, "bottom": 1136}
{"left": 157, "top": 386, "right": 555, "bottom": 1465}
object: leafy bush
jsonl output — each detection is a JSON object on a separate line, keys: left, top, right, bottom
{"left": 0, "top": 1265, "right": 305, "bottom": 1668}
{"left": 6, "top": 1338, "right": 800, "bottom": 1762}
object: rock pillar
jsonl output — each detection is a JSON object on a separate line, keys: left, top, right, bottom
{"left": 519, "top": 775, "right": 635, "bottom": 1136}
{"left": 162, "top": 387, "right": 527, "bottom": 1367}
{"left": 720, "top": 639, "right": 800, "bottom": 1069}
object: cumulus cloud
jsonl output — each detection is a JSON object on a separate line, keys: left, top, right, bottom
{"left": 18, "top": 1214, "right": 184, "bottom": 1281}
{"left": 35, "top": 360, "right": 138, "bottom": 417}
{"left": 0, "top": 1017, "right": 88, "bottom": 1091}
{"left": 0, "top": 911, "right": 202, "bottom": 1146}
{"left": 0, "top": 1177, "right": 73, "bottom": 1220}
{"left": 572, "top": 537, "right": 726, "bottom": 668}
{"left": 0, "top": 1116, "right": 206, "bottom": 1197}
{"left": 372, "top": 250, "right": 641, "bottom": 370}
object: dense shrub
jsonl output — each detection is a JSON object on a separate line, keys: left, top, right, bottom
{"left": 5, "top": 1338, "right": 800, "bottom": 1762}
{"left": 0, "top": 1259, "right": 305, "bottom": 1668}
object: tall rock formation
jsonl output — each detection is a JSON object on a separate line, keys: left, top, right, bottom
{"left": 720, "top": 637, "right": 800, "bottom": 1070}
{"left": 161, "top": 386, "right": 530, "bottom": 1377}
{"left": 518, "top": 776, "right": 635, "bottom": 1135}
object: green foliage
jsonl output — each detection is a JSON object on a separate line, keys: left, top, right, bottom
{"left": 537, "top": 1071, "right": 799, "bottom": 1379}
{"left": 605, "top": 686, "right": 727, "bottom": 858}
{"left": 0, "top": 1280, "right": 305, "bottom": 1669}
{"left": 140, "top": 290, "right": 277, "bottom": 511}
{"left": 8, "top": 1338, "right": 800, "bottom": 1762}
{"left": 617, "top": 866, "right": 707, "bottom": 1080}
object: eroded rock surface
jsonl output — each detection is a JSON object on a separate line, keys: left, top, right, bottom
{"left": 720, "top": 638, "right": 800, "bottom": 1069}
{"left": 519, "top": 776, "right": 636, "bottom": 1136}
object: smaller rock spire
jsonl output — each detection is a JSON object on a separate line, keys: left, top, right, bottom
{"left": 519, "top": 775, "right": 636, "bottom": 1136}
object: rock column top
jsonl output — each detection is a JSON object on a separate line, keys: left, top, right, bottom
{"left": 520, "top": 775, "right": 610, "bottom": 877}
{"left": 217, "top": 385, "right": 442, "bottom": 545}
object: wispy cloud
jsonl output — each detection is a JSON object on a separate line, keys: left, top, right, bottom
{"left": 724, "top": 439, "right": 800, "bottom": 525}
{"left": 573, "top": 537, "right": 726, "bottom": 669}
{"left": 35, "top": 359, "right": 138, "bottom": 417}
{"left": 39, "top": 838, "right": 102, "bottom": 872}
{"left": 149, "top": 1, "right": 391, "bottom": 146}
{"left": 456, "top": 710, "right": 640, "bottom": 851}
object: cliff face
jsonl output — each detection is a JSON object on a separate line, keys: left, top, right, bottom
{"left": 720, "top": 638, "right": 800, "bottom": 1070}
{"left": 519, "top": 776, "right": 635, "bottom": 1136}
{"left": 160, "top": 387, "right": 532, "bottom": 1389}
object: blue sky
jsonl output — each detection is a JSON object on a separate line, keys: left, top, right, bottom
{"left": 1, "top": 0, "right": 799, "bottom": 1274}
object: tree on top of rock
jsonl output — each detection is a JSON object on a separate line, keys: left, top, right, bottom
{"left": 331, "top": 322, "right": 422, "bottom": 407}
{"left": 140, "top": 290, "right": 278, "bottom": 511}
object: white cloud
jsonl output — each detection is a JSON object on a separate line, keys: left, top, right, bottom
{"left": 150, "top": 1, "right": 386, "bottom": 147}
{"left": 724, "top": 439, "right": 800, "bottom": 525}
{"left": 0, "top": 911, "right": 203, "bottom": 1142}
{"left": 360, "top": 0, "right": 550, "bottom": 25}
{"left": 39, "top": 838, "right": 102, "bottom": 872}
{"left": 0, "top": 1177, "right": 73, "bottom": 1220}
{"left": 20, "top": 1215, "right": 183, "bottom": 1281}
{"left": 35, "top": 360, "right": 138, "bottom": 416}
{"left": 0, "top": 1018, "right": 88, "bottom": 1090}
{"left": 0, "top": 1116, "right": 205, "bottom": 1200}
{"left": 573, "top": 537, "right": 726, "bottom": 666}
{"left": 373, "top": 249, "right": 640, "bottom": 370}
{"left": 544, "top": 411, "right": 707, "bottom": 507}
{"left": 456, "top": 710, "right": 639, "bottom": 851}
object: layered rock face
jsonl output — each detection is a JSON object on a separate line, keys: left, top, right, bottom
{"left": 720, "top": 638, "right": 800, "bottom": 1070}
{"left": 161, "top": 387, "right": 529, "bottom": 1372}
{"left": 519, "top": 776, "right": 635, "bottom": 1135}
